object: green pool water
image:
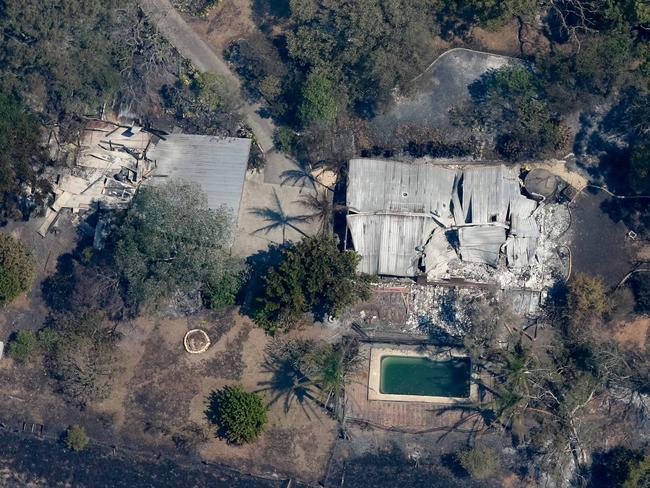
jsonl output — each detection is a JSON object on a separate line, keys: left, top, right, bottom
{"left": 379, "top": 356, "right": 471, "bottom": 398}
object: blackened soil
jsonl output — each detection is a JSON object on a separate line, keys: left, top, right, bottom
{"left": 0, "top": 428, "right": 304, "bottom": 488}
{"left": 571, "top": 190, "right": 636, "bottom": 287}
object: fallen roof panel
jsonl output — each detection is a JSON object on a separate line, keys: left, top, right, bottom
{"left": 458, "top": 225, "right": 506, "bottom": 267}
{"left": 347, "top": 213, "right": 436, "bottom": 276}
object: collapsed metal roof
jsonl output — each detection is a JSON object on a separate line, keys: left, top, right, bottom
{"left": 346, "top": 159, "right": 540, "bottom": 277}
{"left": 347, "top": 158, "right": 456, "bottom": 224}
{"left": 347, "top": 213, "right": 436, "bottom": 276}
{"left": 147, "top": 135, "right": 251, "bottom": 220}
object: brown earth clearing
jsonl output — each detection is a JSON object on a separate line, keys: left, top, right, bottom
{"left": 0, "top": 301, "right": 337, "bottom": 482}
{"left": 614, "top": 316, "right": 650, "bottom": 352}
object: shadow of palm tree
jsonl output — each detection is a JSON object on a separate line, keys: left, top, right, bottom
{"left": 250, "top": 188, "right": 311, "bottom": 242}
{"left": 256, "top": 356, "right": 320, "bottom": 420}
{"left": 281, "top": 159, "right": 333, "bottom": 192}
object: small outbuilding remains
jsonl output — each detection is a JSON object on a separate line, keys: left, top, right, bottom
{"left": 40, "top": 121, "right": 251, "bottom": 236}
{"left": 346, "top": 158, "right": 541, "bottom": 277}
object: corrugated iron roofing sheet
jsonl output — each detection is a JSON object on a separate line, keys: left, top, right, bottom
{"left": 347, "top": 159, "right": 456, "bottom": 222}
{"left": 148, "top": 135, "right": 251, "bottom": 220}
{"left": 458, "top": 225, "right": 506, "bottom": 267}
{"left": 347, "top": 213, "right": 435, "bottom": 276}
{"left": 346, "top": 159, "right": 541, "bottom": 274}
{"left": 460, "top": 165, "right": 520, "bottom": 224}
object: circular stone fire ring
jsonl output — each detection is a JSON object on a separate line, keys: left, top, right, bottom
{"left": 183, "top": 329, "right": 211, "bottom": 354}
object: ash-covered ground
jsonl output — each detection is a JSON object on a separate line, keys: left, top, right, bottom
{"left": 343, "top": 201, "right": 571, "bottom": 341}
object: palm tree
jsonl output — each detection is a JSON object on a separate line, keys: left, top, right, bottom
{"left": 257, "top": 338, "right": 362, "bottom": 421}
{"left": 251, "top": 188, "right": 311, "bottom": 242}
{"left": 256, "top": 339, "right": 320, "bottom": 418}
{"left": 303, "top": 338, "right": 363, "bottom": 419}
{"left": 297, "top": 191, "right": 348, "bottom": 235}
{"left": 256, "top": 355, "right": 320, "bottom": 419}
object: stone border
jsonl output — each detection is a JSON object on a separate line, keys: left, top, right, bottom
{"left": 368, "top": 346, "right": 479, "bottom": 404}
{"left": 183, "top": 329, "right": 211, "bottom": 354}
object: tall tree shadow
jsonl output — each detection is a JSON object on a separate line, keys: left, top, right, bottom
{"left": 250, "top": 188, "right": 311, "bottom": 242}
{"left": 256, "top": 354, "right": 320, "bottom": 421}
{"left": 280, "top": 159, "right": 334, "bottom": 192}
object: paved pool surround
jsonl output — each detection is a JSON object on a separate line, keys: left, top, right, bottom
{"left": 368, "top": 346, "right": 479, "bottom": 404}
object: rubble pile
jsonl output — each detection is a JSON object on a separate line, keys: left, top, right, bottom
{"left": 434, "top": 202, "right": 571, "bottom": 290}
{"left": 38, "top": 120, "right": 155, "bottom": 236}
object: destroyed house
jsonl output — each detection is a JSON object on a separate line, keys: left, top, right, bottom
{"left": 345, "top": 159, "right": 540, "bottom": 277}
{"left": 41, "top": 121, "right": 252, "bottom": 236}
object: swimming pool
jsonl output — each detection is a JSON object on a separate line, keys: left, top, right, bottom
{"left": 368, "top": 347, "right": 477, "bottom": 404}
{"left": 380, "top": 355, "right": 471, "bottom": 398}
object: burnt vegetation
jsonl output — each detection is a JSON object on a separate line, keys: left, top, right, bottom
{"left": 0, "top": 0, "right": 649, "bottom": 486}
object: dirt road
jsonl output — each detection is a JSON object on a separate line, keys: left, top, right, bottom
{"left": 137, "top": 0, "right": 276, "bottom": 154}
{"left": 137, "top": 0, "right": 319, "bottom": 257}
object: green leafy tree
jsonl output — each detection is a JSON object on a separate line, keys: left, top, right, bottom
{"left": 469, "top": 66, "right": 563, "bottom": 159}
{"left": 206, "top": 384, "right": 268, "bottom": 444}
{"left": 628, "top": 139, "right": 650, "bottom": 194}
{"left": 43, "top": 310, "right": 120, "bottom": 407}
{"left": 286, "top": 0, "right": 441, "bottom": 115}
{"left": 589, "top": 447, "right": 650, "bottom": 488}
{"left": 299, "top": 70, "right": 340, "bottom": 125}
{"left": 8, "top": 330, "right": 37, "bottom": 362}
{"left": 624, "top": 453, "right": 650, "bottom": 488}
{"left": 0, "top": 233, "right": 36, "bottom": 306}
{"left": 254, "top": 235, "right": 371, "bottom": 334}
{"left": 112, "top": 181, "right": 245, "bottom": 312}
{"left": 0, "top": 0, "right": 128, "bottom": 120}
{"left": 574, "top": 33, "right": 632, "bottom": 96}
{"left": 0, "top": 94, "right": 51, "bottom": 220}
{"left": 65, "top": 424, "right": 89, "bottom": 451}
{"left": 446, "top": 0, "right": 538, "bottom": 29}
{"left": 203, "top": 270, "right": 247, "bottom": 310}
{"left": 172, "top": 0, "right": 220, "bottom": 17}
{"left": 536, "top": 32, "right": 633, "bottom": 113}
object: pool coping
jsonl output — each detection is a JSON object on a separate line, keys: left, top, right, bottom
{"left": 368, "top": 346, "right": 479, "bottom": 404}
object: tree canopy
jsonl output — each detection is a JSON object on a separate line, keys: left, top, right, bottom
{"left": 0, "top": 94, "right": 51, "bottom": 220}
{"left": 563, "top": 273, "right": 610, "bottom": 338}
{"left": 469, "top": 65, "right": 564, "bottom": 159}
{"left": 285, "top": 0, "right": 441, "bottom": 116}
{"left": 112, "top": 181, "right": 245, "bottom": 311}
{"left": 299, "top": 70, "right": 341, "bottom": 126}
{"left": 41, "top": 310, "right": 121, "bottom": 407}
{"left": 0, "top": 233, "right": 35, "bottom": 306}
{"left": 254, "top": 235, "right": 371, "bottom": 334}
{"left": 8, "top": 329, "right": 37, "bottom": 362}
{"left": 444, "top": 0, "right": 538, "bottom": 29}
{"left": 206, "top": 384, "right": 268, "bottom": 444}
{"left": 65, "top": 424, "right": 89, "bottom": 451}
{"left": 0, "top": 0, "right": 127, "bottom": 119}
